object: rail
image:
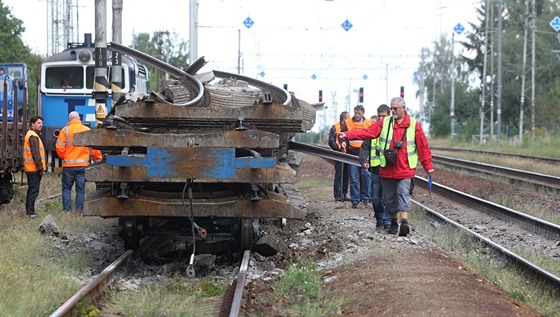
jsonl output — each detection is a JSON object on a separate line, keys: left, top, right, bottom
{"left": 109, "top": 41, "right": 204, "bottom": 107}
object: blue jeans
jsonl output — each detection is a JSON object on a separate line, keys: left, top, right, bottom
{"left": 348, "top": 165, "right": 371, "bottom": 205}
{"left": 62, "top": 167, "right": 86, "bottom": 212}
{"left": 25, "top": 172, "right": 42, "bottom": 215}
{"left": 361, "top": 168, "right": 372, "bottom": 203}
{"left": 333, "top": 162, "right": 349, "bottom": 199}
{"left": 371, "top": 172, "right": 391, "bottom": 225}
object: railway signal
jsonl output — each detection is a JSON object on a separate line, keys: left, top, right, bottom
{"left": 359, "top": 87, "right": 364, "bottom": 103}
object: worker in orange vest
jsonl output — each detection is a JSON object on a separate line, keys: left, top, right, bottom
{"left": 23, "top": 115, "right": 47, "bottom": 219}
{"left": 344, "top": 105, "right": 372, "bottom": 209}
{"left": 56, "top": 111, "right": 102, "bottom": 213}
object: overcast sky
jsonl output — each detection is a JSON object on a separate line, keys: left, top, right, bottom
{"left": 4, "top": 0, "right": 480, "bottom": 126}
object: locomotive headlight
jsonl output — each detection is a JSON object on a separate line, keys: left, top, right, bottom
{"left": 78, "top": 50, "right": 91, "bottom": 63}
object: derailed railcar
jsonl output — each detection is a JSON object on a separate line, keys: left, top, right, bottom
{"left": 74, "top": 49, "right": 316, "bottom": 255}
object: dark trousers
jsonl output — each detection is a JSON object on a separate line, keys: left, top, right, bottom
{"left": 26, "top": 172, "right": 42, "bottom": 215}
{"left": 333, "top": 161, "right": 349, "bottom": 199}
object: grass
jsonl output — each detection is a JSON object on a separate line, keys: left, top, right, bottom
{"left": 103, "top": 276, "right": 229, "bottom": 316}
{"left": 249, "top": 259, "right": 345, "bottom": 317}
{"left": 0, "top": 173, "right": 117, "bottom": 316}
{"left": 411, "top": 205, "right": 560, "bottom": 317}
{"left": 0, "top": 212, "right": 105, "bottom": 315}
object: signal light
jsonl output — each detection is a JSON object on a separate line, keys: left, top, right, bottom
{"left": 400, "top": 86, "right": 404, "bottom": 98}
{"left": 319, "top": 90, "right": 323, "bottom": 102}
{"left": 359, "top": 87, "right": 364, "bottom": 103}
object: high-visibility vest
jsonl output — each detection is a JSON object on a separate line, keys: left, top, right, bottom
{"left": 23, "top": 130, "right": 46, "bottom": 172}
{"left": 56, "top": 120, "right": 101, "bottom": 167}
{"left": 369, "top": 138, "right": 381, "bottom": 167}
{"left": 345, "top": 118, "right": 371, "bottom": 149}
{"left": 333, "top": 121, "right": 346, "bottom": 152}
{"left": 379, "top": 116, "right": 418, "bottom": 168}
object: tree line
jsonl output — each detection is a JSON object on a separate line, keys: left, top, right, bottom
{"left": 418, "top": 0, "right": 560, "bottom": 142}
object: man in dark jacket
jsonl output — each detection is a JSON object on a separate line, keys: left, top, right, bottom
{"left": 360, "top": 104, "right": 392, "bottom": 230}
{"left": 328, "top": 111, "right": 350, "bottom": 201}
{"left": 23, "top": 116, "right": 46, "bottom": 219}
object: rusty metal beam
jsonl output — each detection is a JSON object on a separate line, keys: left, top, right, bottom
{"left": 83, "top": 190, "right": 305, "bottom": 218}
{"left": 74, "top": 128, "right": 280, "bottom": 149}
{"left": 114, "top": 101, "right": 311, "bottom": 133}
{"left": 85, "top": 163, "right": 295, "bottom": 183}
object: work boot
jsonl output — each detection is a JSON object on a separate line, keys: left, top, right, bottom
{"left": 399, "top": 219, "right": 410, "bottom": 237}
{"left": 388, "top": 219, "right": 398, "bottom": 235}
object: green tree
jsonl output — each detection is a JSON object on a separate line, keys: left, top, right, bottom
{"left": 0, "top": 0, "right": 44, "bottom": 115}
{"left": 461, "top": 0, "right": 560, "bottom": 138}
{"left": 131, "top": 31, "right": 189, "bottom": 91}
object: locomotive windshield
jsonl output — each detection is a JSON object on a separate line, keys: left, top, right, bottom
{"left": 44, "top": 66, "right": 125, "bottom": 90}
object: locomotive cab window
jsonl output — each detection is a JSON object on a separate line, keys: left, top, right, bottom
{"left": 45, "top": 66, "right": 84, "bottom": 89}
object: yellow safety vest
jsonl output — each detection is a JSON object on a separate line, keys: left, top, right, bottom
{"left": 379, "top": 116, "right": 418, "bottom": 168}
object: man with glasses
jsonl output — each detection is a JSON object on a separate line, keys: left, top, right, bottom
{"left": 337, "top": 97, "right": 434, "bottom": 237}
{"left": 359, "top": 104, "right": 393, "bottom": 230}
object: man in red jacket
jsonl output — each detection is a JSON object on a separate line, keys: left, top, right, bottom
{"left": 56, "top": 111, "right": 103, "bottom": 213}
{"left": 337, "top": 97, "right": 434, "bottom": 236}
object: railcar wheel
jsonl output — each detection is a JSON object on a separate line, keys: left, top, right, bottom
{"left": 240, "top": 218, "right": 255, "bottom": 250}
{"left": 0, "top": 174, "right": 14, "bottom": 204}
{"left": 121, "top": 218, "right": 140, "bottom": 250}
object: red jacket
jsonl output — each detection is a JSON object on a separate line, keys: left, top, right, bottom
{"left": 344, "top": 112, "right": 433, "bottom": 179}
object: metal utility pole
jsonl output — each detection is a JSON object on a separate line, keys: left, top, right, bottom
{"left": 519, "top": 0, "right": 529, "bottom": 143}
{"left": 450, "top": 33, "right": 456, "bottom": 138}
{"left": 93, "top": 0, "right": 109, "bottom": 124}
{"left": 189, "top": 0, "right": 199, "bottom": 64}
{"left": 489, "top": 0, "right": 495, "bottom": 140}
{"left": 496, "top": 0, "right": 503, "bottom": 142}
{"left": 111, "top": 0, "right": 123, "bottom": 103}
{"left": 530, "top": 0, "right": 536, "bottom": 138}
{"left": 47, "top": 0, "right": 79, "bottom": 56}
{"left": 480, "top": 0, "right": 490, "bottom": 143}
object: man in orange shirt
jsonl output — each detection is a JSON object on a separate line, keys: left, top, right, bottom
{"left": 56, "top": 111, "right": 102, "bottom": 213}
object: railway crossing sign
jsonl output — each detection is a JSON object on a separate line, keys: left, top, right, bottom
{"left": 453, "top": 23, "right": 465, "bottom": 35}
{"left": 341, "top": 19, "right": 353, "bottom": 32}
{"left": 550, "top": 16, "right": 560, "bottom": 32}
{"left": 243, "top": 17, "right": 254, "bottom": 29}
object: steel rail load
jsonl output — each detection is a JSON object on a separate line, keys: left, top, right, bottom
{"left": 74, "top": 45, "right": 316, "bottom": 255}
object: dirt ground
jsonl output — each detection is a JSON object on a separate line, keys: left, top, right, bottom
{"left": 244, "top": 153, "right": 542, "bottom": 317}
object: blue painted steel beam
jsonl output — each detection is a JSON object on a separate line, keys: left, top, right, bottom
{"left": 105, "top": 147, "right": 277, "bottom": 179}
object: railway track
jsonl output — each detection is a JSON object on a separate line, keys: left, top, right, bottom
{"left": 413, "top": 176, "right": 560, "bottom": 294}
{"left": 49, "top": 243, "right": 251, "bottom": 317}
{"left": 432, "top": 154, "right": 560, "bottom": 193}
{"left": 431, "top": 146, "right": 560, "bottom": 165}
